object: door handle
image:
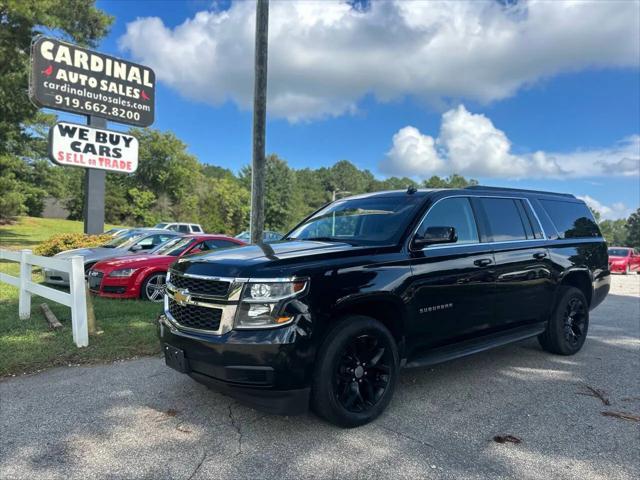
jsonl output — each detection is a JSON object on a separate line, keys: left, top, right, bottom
{"left": 474, "top": 258, "right": 493, "bottom": 267}
{"left": 533, "top": 252, "right": 548, "bottom": 260}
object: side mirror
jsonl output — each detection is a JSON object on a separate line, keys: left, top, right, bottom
{"left": 413, "top": 226, "right": 457, "bottom": 248}
{"left": 130, "top": 244, "right": 143, "bottom": 252}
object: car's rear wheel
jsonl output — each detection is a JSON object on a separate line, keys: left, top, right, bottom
{"left": 141, "top": 272, "right": 166, "bottom": 302}
{"left": 538, "top": 286, "right": 589, "bottom": 355}
{"left": 311, "top": 315, "right": 399, "bottom": 428}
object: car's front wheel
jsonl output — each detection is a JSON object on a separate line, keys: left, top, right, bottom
{"left": 141, "top": 272, "right": 167, "bottom": 302}
{"left": 311, "top": 315, "right": 399, "bottom": 428}
{"left": 538, "top": 286, "right": 589, "bottom": 355}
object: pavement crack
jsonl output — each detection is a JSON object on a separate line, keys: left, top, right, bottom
{"left": 379, "top": 424, "right": 435, "bottom": 449}
{"left": 186, "top": 450, "right": 207, "bottom": 480}
{"left": 228, "top": 403, "right": 244, "bottom": 456}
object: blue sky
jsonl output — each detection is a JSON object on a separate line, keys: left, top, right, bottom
{"left": 54, "top": 0, "right": 640, "bottom": 219}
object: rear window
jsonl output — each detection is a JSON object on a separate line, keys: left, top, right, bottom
{"left": 539, "top": 200, "right": 600, "bottom": 239}
{"left": 480, "top": 198, "right": 529, "bottom": 242}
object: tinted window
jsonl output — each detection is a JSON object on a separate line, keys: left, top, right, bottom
{"left": 481, "top": 198, "right": 528, "bottom": 242}
{"left": 205, "top": 239, "right": 239, "bottom": 249}
{"left": 177, "top": 225, "right": 190, "bottom": 233}
{"left": 191, "top": 225, "right": 203, "bottom": 232}
{"left": 287, "top": 194, "right": 424, "bottom": 245}
{"left": 608, "top": 248, "right": 630, "bottom": 257}
{"left": 540, "top": 200, "right": 600, "bottom": 239}
{"left": 418, "top": 197, "right": 479, "bottom": 244}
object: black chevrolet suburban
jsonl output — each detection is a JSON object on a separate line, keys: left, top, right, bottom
{"left": 158, "top": 186, "right": 610, "bottom": 427}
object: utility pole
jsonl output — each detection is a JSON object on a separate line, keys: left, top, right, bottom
{"left": 250, "top": 0, "right": 269, "bottom": 244}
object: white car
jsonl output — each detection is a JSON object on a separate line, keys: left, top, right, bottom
{"left": 153, "top": 222, "right": 204, "bottom": 234}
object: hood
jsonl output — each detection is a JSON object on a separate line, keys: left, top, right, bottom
{"left": 55, "top": 246, "right": 131, "bottom": 263}
{"left": 172, "top": 240, "right": 373, "bottom": 277}
{"left": 95, "top": 254, "right": 170, "bottom": 269}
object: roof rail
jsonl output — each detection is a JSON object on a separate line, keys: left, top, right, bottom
{"left": 465, "top": 185, "right": 575, "bottom": 198}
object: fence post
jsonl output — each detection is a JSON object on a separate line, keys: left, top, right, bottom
{"left": 18, "top": 249, "right": 32, "bottom": 319}
{"left": 69, "top": 256, "right": 89, "bottom": 347}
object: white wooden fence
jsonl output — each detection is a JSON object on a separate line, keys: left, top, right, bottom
{"left": 0, "top": 249, "right": 88, "bottom": 347}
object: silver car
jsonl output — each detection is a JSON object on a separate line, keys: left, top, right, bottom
{"left": 43, "top": 230, "right": 182, "bottom": 286}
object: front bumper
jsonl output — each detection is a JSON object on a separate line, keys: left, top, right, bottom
{"left": 157, "top": 314, "right": 313, "bottom": 415}
{"left": 609, "top": 263, "right": 628, "bottom": 273}
{"left": 43, "top": 268, "right": 70, "bottom": 286}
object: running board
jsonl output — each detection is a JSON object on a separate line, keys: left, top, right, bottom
{"left": 404, "top": 323, "right": 546, "bottom": 369}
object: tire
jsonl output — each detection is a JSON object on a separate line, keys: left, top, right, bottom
{"left": 538, "top": 286, "right": 589, "bottom": 355}
{"left": 311, "top": 315, "right": 399, "bottom": 428}
{"left": 141, "top": 272, "right": 167, "bottom": 302}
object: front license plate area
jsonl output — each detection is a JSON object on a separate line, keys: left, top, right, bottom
{"left": 164, "top": 344, "right": 189, "bottom": 373}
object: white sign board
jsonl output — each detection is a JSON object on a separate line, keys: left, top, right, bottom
{"left": 48, "top": 121, "right": 139, "bottom": 174}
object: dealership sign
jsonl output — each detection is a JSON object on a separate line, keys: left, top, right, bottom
{"left": 49, "top": 122, "right": 139, "bottom": 174}
{"left": 30, "top": 36, "right": 155, "bottom": 127}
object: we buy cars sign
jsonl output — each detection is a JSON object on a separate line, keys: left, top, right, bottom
{"left": 49, "top": 122, "right": 139, "bottom": 174}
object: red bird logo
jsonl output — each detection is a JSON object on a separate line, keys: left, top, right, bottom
{"left": 140, "top": 90, "right": 150, "bottom": 101}
{"left": 41, "top": 65, "right": 53, "bottom": 76}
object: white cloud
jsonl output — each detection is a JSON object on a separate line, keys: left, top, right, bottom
{"left": 577, "top": 195, "right": 633, "bottom": 220}
{"left": 119, "top": 0, "right": 639, "bottom": 121}
{"left": 384, "top": 126, "right": 444, "bottom": 177}
{"left": 380, "top": 105, "right": 640, "bottom": 179}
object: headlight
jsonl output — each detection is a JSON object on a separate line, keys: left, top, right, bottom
{"left": 108, "top": 268, "right": 137, "bottom": 278}
{"left": 235, "top": 279, "right": 307, "bottom": 328}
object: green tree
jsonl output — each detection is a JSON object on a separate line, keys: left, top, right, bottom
{"left": 198, "top": 177, "right": 250, "bottom": 234}
{"left": 423, "top": 174, "right": 478, "bottom": 188}
{"left": 599, "top": 219, "right": 627, "bottom": 245}
{"left": 625, "top": 208, "right": 640, "bottom": 249}
{"left": 0, "top": 0, "right": 113, "bottom": 154}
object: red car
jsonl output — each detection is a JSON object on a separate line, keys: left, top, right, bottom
{"left": 89, "top": 234, "right": 246, "bottom": 301}
{"left": 608, "top": 247, "right": 640, "bottom": 274}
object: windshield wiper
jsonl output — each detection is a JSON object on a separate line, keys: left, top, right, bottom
{"left": 301, "top": 237, "right": 358, "bottom": 245}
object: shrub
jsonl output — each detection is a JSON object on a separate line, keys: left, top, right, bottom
{"left": 34, "top": 233, "right": 112, "bottom": 256}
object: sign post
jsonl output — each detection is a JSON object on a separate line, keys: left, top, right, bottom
{"left": 85, "top": 116, "right": 106, "bottom": 233}
{"left": 30, "top": 36, "right": 154, "bottom": 234}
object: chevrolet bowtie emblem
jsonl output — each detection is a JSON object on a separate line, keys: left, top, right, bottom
{"left": 173, "top": 290, "right": 190, "bottom": 306}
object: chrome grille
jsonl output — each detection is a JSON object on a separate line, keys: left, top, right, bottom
{"left": 169, "top": 272, "right": 230, "bottom": 297}
{"left": 168, "top": 299, "right": 223, "bottom": 331}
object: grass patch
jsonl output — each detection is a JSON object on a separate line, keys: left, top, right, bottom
{"left": 1, "top": 218, "right": 160, "bottom": 377}
{"left": 0, "top": 216, "right": 122, "bottom": 250}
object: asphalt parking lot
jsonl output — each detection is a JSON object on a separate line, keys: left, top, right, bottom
{"left": 1, "top": 275, "right": 638, "bottom": 480}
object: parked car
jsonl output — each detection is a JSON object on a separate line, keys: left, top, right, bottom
{"left": 235, "top": 230, "right": 283, "bottom": 243}
{"left": 158, "top": 186, "right": 610, "bottom": 427}
{"left": 43, "top": 230, "right": 182, "bottom": 286}
{"left": 89, "top": 234, "right": 246, "bottom": 302}
{"left": 103, "top": 227, "right": 130, "bottom": 237}
{"left": 154, "top": 222, "right": 204, "bottom": 234}
{"left": 608, "top": 247, "right": 640, "bottom": 274}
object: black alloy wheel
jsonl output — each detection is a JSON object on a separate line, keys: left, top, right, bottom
{"left": 538, "top": 286, "right": 589, "bottom": 355}
{"left": 563, "top": 297, "right": 587, "bottom": 348}
{"left": 334, "top": 333, "right": 392, "bottom": 413}
{"left": 312, "top": 315, "right": 399, "bottom": 428}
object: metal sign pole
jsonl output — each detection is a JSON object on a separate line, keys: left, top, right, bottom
{"left": 83, "top": 115, "right": 106, "bottom": 234}
{"left": 250, "top": 0, "right": 269, "bottom": 244}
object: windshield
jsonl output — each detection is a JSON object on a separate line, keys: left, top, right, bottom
{"left": 154, "top": 237, "right": 194, "bottom": 257}
{"left": 608, "top": 248, "right": 630, "bottom": 257}
{"left": 286, "top": 194, "right": 424, "bottom": 245}
{"left": 102, "top": 230, "right": 143, "bottom": 248}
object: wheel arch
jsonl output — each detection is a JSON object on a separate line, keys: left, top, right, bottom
{"left": 559, "top": 269, "right": 593, "bottom": 306}
{"left": 330, "top": 293, "right": 408, "bottom": 357}
{"left": 138, "top": 268, "right": 168, "bottom": 299}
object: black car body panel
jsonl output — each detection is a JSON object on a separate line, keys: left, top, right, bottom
{"left": 158, "top": 187, "right": 610, "bottom": 414}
